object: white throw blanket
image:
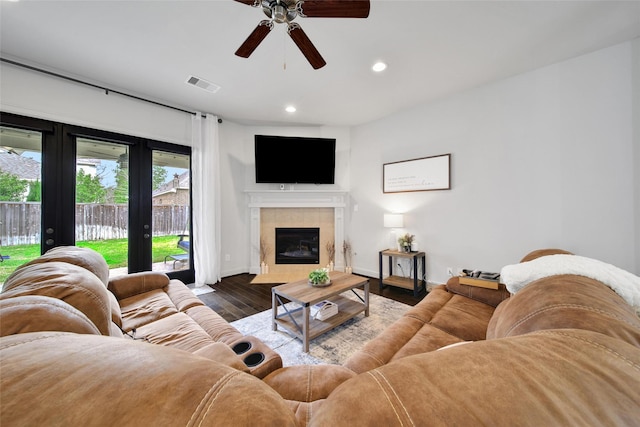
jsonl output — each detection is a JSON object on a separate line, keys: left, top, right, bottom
{"left": 500, "top": 254, "right": 640, "bottom": 314}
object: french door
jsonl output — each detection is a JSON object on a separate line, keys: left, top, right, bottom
{"left": 0, "top": 112, "right": 193, "bottom": 284}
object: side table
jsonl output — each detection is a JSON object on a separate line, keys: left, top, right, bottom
{"left": 379, "top": 249, "right": 426, "bottom": 297}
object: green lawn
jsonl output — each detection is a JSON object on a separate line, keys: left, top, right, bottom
{"left": 0, "top": 235, "right": 185, "bottom": 284}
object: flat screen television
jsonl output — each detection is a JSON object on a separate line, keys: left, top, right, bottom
{"left": 255, "top": 135, "right": 336, "bottom": 184}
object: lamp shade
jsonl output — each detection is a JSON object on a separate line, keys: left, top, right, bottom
{"left": 384, "top": 214, "right": 404, "bottom": 228}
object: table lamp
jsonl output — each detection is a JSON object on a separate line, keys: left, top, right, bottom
{"left": 384, "top": 213, "right": 404, "bottom": 250}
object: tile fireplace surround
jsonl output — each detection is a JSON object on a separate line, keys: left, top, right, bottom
{"left": 247, "top": 191, "right": 347, "bottom": 275}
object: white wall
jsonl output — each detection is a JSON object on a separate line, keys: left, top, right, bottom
{"left": 350, "top": 40, "right": 639, "bottom": 283}
{"left": 0, "top": 61, "right": 192, "bottom": 144}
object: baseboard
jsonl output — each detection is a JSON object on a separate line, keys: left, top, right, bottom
{"left": 354, "top": 267, "right": 378, "bottom": 278}
{"left": 220, "top": 267, "right": 248, "bottom": 278}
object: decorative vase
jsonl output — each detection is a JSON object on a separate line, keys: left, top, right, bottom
{"left": 327, "top": 261, "right": 334, "bottom": 271}
{"left": 411, "top": 242, "right": 418, "bottom": 252}
{"left": 345, "top": 266, "right": 353, "bottom": 274}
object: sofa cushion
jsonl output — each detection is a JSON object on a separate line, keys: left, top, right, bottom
{"left": 264, "top": 365, "right": 357, "bottom": 401}
{"left": 0, "top": 296, "right": 101, "bottom": 336}
{"left": 0, "top": 262, "right": 113, "bottom": 335}
{"left": 165, "top": 279, "right": 206, "bottom": 311}
{"left": 423, "top": 292, "right": 495, "bottom": 340}
{"left": 310, "top": 329, "right": 640, "bottom": 426}
{"left": 263, "top": 365, "right": 357, "bottom": 427}
{"left": 487, "top": 274, "right": 640, "bottom": 347}
{"left": 343, "top": 286, "right": 495, "bottom": 373}
{"left": 134, "top": 311, "right": 226, "bottom": 351}
{"left": 20, "top": 245, "right": 110, "bottom": 286}
{"left": 185, "top": 305, "right": 244, "bottom": 344}
{"left": 108, "top": 271, "right": 170, "bottom": 300}
{"left": 118, "top": 289, "right": 179, "bottom": 332}
{"left": 0, "top": 332, "right": 298, "bottom": 426}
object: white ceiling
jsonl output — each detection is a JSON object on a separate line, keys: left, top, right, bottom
{"left": 1, "top": 0, "right": 639, "bottom": 127}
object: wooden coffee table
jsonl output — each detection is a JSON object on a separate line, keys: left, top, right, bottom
{"left": 272, "top": 271, "right": 369, "bottom": 352}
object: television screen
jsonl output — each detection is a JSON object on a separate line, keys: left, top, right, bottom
{"left": 255, "top": 135, "right": 336, "bottom": 184}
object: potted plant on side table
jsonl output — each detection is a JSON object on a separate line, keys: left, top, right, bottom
{"left": 397, "top": 233, "right": 415, "bottom": 252}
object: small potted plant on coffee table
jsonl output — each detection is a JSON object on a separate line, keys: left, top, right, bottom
{"left": 308, "top": 268, "right": 331, "bottom": 287}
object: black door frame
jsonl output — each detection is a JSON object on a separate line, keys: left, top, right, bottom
{"left": 0, "top": 112, "right": 194, "bottom": 283}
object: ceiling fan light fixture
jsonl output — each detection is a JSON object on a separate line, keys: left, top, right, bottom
{"left": 273, "top": 4, "right": 288, "bottom": 23}
{"left": 372, "top": 61, "right": 387, "bottom": 72}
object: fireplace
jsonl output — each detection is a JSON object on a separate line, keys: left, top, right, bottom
{"left": 275, "top": 227, "right": 320, "bottom": 265}
{"left": 247, "top": 191, "right": 346, "bottom": 274}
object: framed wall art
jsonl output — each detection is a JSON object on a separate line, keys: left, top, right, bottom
{"left": 383, "top": 153, "right": 451, "bottom": 193}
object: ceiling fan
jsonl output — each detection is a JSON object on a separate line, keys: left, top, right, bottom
{"left": 233, "top": 0, "right": 370, "bottom": 69}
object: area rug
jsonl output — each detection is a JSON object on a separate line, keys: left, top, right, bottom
{"left": 230, "top": 293, "right": 410, "bottom": 366}
{"left": 250, "top": 273, "right": 308, "bottom": 285}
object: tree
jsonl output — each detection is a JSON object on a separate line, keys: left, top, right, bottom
{"left": 76, "top": 169, "right": 106, "bottom": 203}
{"left": 26, "top": 180, "right": 41, "bottom": 202}
{"left": 113, "top": 164, "right": 128, "bottom": 203}
{"left": 0, "top": 171, "right": 28, "bottom": 201}
{"left": 153, "top": 166, "right": 168, "bottom": 191}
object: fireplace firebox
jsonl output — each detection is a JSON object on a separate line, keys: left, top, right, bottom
{"left": 275, "top": 227, "right": 320, "bottom": 265}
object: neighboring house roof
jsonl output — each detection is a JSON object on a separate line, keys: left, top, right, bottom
{"left": 0, "top": 150, "right": 40, "bottom": 181}
{"left": 153, "top": 171, "right": 190, "bottom": 198}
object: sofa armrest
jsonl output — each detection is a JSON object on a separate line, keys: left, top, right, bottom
{"left": 193, "top": 342, "right": 250, "bottom": 373}
{"left": 108, "top": 272, "right": 170, "bottom": 300}
{"left": 446, "top": 276, "right": 510, "bottom": 308}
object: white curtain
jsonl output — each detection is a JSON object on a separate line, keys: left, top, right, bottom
{"left": 191, "top": 113, "right": 221, "bottom": 286}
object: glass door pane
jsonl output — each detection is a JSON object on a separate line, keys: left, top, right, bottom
{"left": 75, "top": 138, "right": 129, "bottom": 276}
{"left": 0, "top": 126, "right": 43, "bottom": 287}
{"left": 151, "top": 151, "right": 190, "bottom": 273}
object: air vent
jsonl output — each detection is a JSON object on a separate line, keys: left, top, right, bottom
{"left": 185, "top": 75, "right": 221, "bottom": 93}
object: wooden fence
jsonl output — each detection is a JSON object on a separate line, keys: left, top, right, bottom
{"left": 0, "top": 202, "right": 189, "bottom": 246}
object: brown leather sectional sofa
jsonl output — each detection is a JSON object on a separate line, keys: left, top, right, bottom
{"left": 1, "top": 247, "right": 639, "bottom": 426}
{"left": 0, "top": 246, "right": 282, "bottom": 378}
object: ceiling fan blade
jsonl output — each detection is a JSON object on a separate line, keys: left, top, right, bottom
{"left": 235, "top": 20, "right": 274, "bottom": 58}
{"left": 297, "top": 0, "right": 370, "bottom": 18}
{"left": 233, "top": 0, "right": 259, "bottom": 6}
{"left": 288, "top": 23, "right": 326, "bottom": 69}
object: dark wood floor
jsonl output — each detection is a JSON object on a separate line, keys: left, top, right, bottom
{"left": 196, "top": 273, "right": 426, "bottom": 323}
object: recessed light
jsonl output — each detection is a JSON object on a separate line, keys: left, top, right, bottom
{"left": 372, "top": 62, "right": 387, "bottom": 72}
{"left": 285, "top": 105, "right": 296, "bottom": 113}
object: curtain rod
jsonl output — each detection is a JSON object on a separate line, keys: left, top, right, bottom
{"left": 1, "top": 57, "right": 218, "bottom": 121}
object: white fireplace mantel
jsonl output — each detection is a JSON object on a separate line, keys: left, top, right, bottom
{"left": 247, "top": 191, "right": 348, "bottom": 274}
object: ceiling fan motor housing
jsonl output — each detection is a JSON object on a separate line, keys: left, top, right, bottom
{"left": 263, "top": 0, "right": 297, "bottom": 23}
